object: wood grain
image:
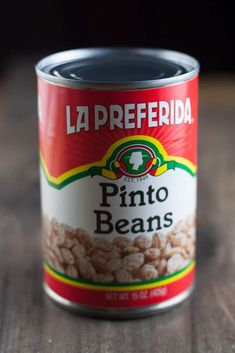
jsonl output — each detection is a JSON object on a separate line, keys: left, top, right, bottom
{"left": 0, "top": 58, "right": 235, "bottom": 352}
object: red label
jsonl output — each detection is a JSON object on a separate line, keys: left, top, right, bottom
{"left": 38, "top": 77, "right": 198, "bottom": 179}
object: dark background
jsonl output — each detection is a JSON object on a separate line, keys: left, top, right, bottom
{"left": 0, "top": 1, "right": 234, "bottom": 72}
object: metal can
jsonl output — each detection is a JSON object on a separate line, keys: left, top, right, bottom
{"left": 36, "top": 48, "right": 199, "bottom": 318}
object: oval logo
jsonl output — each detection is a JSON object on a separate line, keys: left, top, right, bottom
{"left": 114, "top": 144, "right": 159, "bottom": 177}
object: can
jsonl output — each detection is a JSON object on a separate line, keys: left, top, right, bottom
{"left": 36, "top": 48, "right": 199, "bottom": 318}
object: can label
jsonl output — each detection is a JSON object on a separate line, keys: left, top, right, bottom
{"left": 39, "top": 77, "right": 198, "bottom": 309}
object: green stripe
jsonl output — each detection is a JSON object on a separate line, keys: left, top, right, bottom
{"left": 45, "top": 260, "right": 194, "bottom": 287}
{"left": 175, "top": 162, "right": 196, "bottom": 177}
{"left": 42, "top": 166, "right": 91, "bottom": 190}
{"left": 40, "top": 161, "right": 196, "bottom": 190}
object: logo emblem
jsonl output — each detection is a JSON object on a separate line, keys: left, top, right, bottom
{"left": 88, "top": 136, "right": 177, "bottom": 180}
{"left": 113, "top": 144, "right": 160, "bottom": 178}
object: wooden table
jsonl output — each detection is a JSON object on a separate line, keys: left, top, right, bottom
{"left": 0, "top": 58, "right": 235, "bottom": 352}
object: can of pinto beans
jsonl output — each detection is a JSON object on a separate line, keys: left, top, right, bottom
{"left": 36, "top": 48, "right": 199, "bottom": 318}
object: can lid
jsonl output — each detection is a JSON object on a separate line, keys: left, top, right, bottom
{"left": 36, "top": 48, "right": 200, "bottom": 90}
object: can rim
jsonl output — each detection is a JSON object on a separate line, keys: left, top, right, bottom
{"left": 35, "top": 47, "right": 200, "bottom": 90}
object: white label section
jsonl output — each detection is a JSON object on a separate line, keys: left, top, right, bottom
{"left": 40, "top": 168, "right": 197, "bottom": 240}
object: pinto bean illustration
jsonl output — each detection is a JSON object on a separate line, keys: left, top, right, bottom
{"left": 43, "top": 214, "right": 195, "bottom": 282}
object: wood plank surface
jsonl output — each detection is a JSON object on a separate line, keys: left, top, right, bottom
{"left": 0, "top": 57, "right": 235, "bottom": 353}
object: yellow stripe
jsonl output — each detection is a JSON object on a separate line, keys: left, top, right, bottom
{"left": 101, "top": 169, "right": 117, "bottom": 179}
{"left": 45, "top": 261, "right": 195, "bottom": 292}
{"left": 40, "top": 135, "right": 197, "bottom": 185}
{"left": 174, "top": 156, "right": 197, "bottom": 174}
{"left": 152, "top": 158, "right": 157, "bottom": 165}
{"left": 155, "top": 164, "right": 168, "bottom": 176}
{"left": 114, "top": 161, "right": 120, "bottom": 168}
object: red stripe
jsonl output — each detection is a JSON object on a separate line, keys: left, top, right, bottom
{"left": 45, "top": 268, "right": 195, "bottom": 308}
